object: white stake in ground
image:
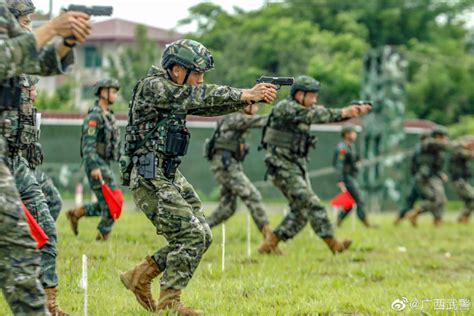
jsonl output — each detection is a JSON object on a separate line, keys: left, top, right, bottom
{"left": 352, "top": 204, "right": 357, "bottom": 232}
{"left": 80, "top": 254, "right": 88, "bottom": 316}
{"left": 246, "top": 212, "right": 251, "bottom": 257}
{"left": 221, "top": 223, "right": 225, "bottom": 272}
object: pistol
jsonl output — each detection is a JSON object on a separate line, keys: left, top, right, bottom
{"left": 256, "top": 76, "right": 294, "bottom": 89}
{"left": 66, "top": 4, "right": 113, "bottom": 16}
{"left": 351, "top": 100, "right": 372, "bottom": 106}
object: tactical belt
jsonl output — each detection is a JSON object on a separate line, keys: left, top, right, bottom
{"left": 214, "top": 138, "right": 240, "bottom": 152}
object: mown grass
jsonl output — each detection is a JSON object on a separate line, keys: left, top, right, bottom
{"left": 1, "top": 201, "right": 473, "bottom": 315}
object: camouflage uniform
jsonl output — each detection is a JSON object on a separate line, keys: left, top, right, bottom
{"left": 449, "top": 144, "right": 474, "bottom": 221}
{"left": 33, "top": 168, "right": 62, "bottom": 221}
{"left": 333, "top": 137, "right": 367, "bottom": 223}
{"left": 205, "top": 112, "right": 269, "bottom": 230}
{"left": 80, "top": 102, "right": 120, "bottom": 235}
{"left": 413, "top": 137, "right": 452, "bottom": 220}
{"left": 126, "top": 64, "right": 248, "bottom": 290}
{"left": 1, "top": 0, "right": 73, "bottom": 313}
{"left": 263, "top": 97, "right": 347, "bottom": 241}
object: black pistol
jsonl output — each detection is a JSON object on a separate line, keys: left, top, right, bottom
{"left": 257, "top": 76, "right": 294, "bottom": 90}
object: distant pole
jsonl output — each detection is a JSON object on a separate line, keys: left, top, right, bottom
{"left": 48, "top": 0, "right": 53, "bottom": 19}
{"left": 81, "top": 255, "right": 88, "bottom": 316}
{"left": 221, "top": 224, "right": 225, "bottom": 272}
{"left": 246, "top": 212, "right": 251, "bottom": 257}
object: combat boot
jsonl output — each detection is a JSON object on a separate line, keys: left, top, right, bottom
{"left": 44, "top": 288, "right": 69, "bottom": 316}
{"left": 157, "top": 288, "right": 203, "bottom": 316}
{"left": 322, "top": 237, "right": 352, "bottom": 255}
{"left": 65, "top": 206, "right": 85, "bottom": 235}
{"left": 96, "top": 232, "right": 110, "bottom": 241}
{"left": 261, "top": 224, "right": 273, "bottom": 240}
{"left": 258, "top": 229, "right": 283, "bottom": 255}
{"left": 120, "top": 256, "right": 162, "bottom": 311}
{"left": 433, "top": 218, "right": 443, "bottom": 227}
{"left": 406, "top": 209, "right": 419, "bottom": 227}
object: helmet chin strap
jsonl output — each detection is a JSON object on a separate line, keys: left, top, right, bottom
{"left": 182, "top": 69, "right": 191, "bottom": 85}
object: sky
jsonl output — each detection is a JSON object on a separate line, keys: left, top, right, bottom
{"left": 35, "top": 0, "right": 267, "bottom": 32}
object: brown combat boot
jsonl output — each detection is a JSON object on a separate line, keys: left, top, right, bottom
{"left": 120, "top": 256, "right": 162, "bottom": 311}
{"left": 322, "top": 237, "right": 352, "bottom": 255}
{"left": 261, "top": 224, "right": 273, "bottom": 239}
{"left": 458, "top": 215, "right": 470, "bottom": 224}
{"left": 433, "top": 218, "right": 443, "bottom": 227}
{"left": 258, "top": 229, "right": 283, "bottom": 255}
{"left": 157, "top": 288, "right": 203, "bottom": 316}
{"left": 96, "top": 232, "right": 110, "bottom": 241}
{"left": 44, "top": 287, "right": 69, "bottom": 316}
{"left": 406, "top": 209, "right": 419, "bottom": 227}
{"left": 65, "top": 206, "right": 85, "bottom": 236}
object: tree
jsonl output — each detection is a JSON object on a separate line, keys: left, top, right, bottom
{"left": 107, "top": 25, "right": 162, "bottom": 104}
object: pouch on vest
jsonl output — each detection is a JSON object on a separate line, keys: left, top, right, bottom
{"left": 0, "top": 77, "right": 21, "bottom": 111}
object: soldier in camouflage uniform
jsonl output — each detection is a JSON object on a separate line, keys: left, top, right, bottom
{"left": 407, "top": 126, "right": 453, "bottom": 227}
{"left": 258, "top": 76, "right": 371, "bottom": 255}
{"left": 449, "top": 136, "right": 474, "bottom": 224}
{"left": 1, "top": 0, "right": 91, "bottom": 314}
{"left": 333, "top": 124, "right": 375, "bottom": 228}
{"left": 394, "top": 133, "right": 429, "bottom": 225}
{"left": 119, "top": 39, "right": 277, "bottom": 315}
{"left": 66, "top": 79, "right": 121, "bottom": 241}
{"left": 205, "top": 104, "right": 272, "bottom": 240}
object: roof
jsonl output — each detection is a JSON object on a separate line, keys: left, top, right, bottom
{"left": 86, "top": 18, "right": 182, "bottom": 45}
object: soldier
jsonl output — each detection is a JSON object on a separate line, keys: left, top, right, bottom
{"left": 204, "top": 104, "right": 272, "bottom": 241}
{"left": 0, "top": 0, "right": 91, "bottom": 314}
{"left": 258, "top": 75, "right": 371, "bottom": 255}
{"left": 394, "top": 133, "right": 429, "bottom": 225}
{"left": 119, "top": 39, "right": 277, "bottom": 315}
{"left": 406, "top": 126, "right": 452, "bottom": 227}
{"left": 66, "top": 79, "right": 121, "bottom": 241}
{"left": 449, "top": 136, "right": 474, "bottom": 224}
{"left": 333, "top": 124, "right": 374, "bottom": 227}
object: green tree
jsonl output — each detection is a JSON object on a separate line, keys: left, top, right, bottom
{"left": 107, "top": 24, "right": 162, "bottom": 104}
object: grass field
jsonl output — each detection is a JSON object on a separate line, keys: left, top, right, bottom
{"left": 1, "top": 201, "right": 473, "bottom": 315}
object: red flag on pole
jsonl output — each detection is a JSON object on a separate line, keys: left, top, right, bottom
{"left": 101, "top": 183, "right": 124, "bottom": 220}
{"left": 330, "top": 191, "right": 355, "bottom": 210}
{"left": 21, "top": 204, "right": 48, "bottom": 248}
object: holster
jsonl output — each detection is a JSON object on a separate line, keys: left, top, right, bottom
{"left": 0, "top": 77, "right": 22, "bottom": 111}
{"left": 133, "top": 152, "right": 156, "bottom": 180}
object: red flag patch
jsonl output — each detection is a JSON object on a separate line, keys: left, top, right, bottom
{"left": 339, "top": 149, "right": 347, "bottom": 155}
{"left": 88, "top": 120, "right": 97, "bottom": 127}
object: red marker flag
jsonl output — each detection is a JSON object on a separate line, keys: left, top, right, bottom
{"left": 330, "top": 191, "right": 355, "bottom": 210}
{"left": 21, "top": 204, "right": 48, "bottom": 248}
{"left": 101, "top": 183, "right": 124, "bottom": 220}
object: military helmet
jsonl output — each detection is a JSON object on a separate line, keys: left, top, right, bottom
{"left": 7, "top": 0, "right": 36, "bottom": 17}
{"left": 19, "top": 75, "right": 39, "bottom": 88}
{"left": 431, "top": 125, "right": 448, "bottom": 137}
{"left": 161, "top": 39, "right": 214, "bottom": 73}
{"left": 341, "top": 124, "right": 357, "bottom": 136}
{"left": 291, "top": 75, "right": 321, "bottom": 97}
{"left": 94, "top": 78, "right": 120, "bottom": 96}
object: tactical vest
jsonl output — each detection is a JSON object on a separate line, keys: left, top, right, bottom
{"left": 120, "top": 76, "right": 190, "bottom": 184}
{"left": 333, "top": 143, "right": 359, "bottom": 176}
{"left": 418, "top": 145, "right": 445, "bottom": 177}
{"left": 204, "top": 120, "right": 247, "bottom": 162}
{"left": 81, "top": 106, "right": 121, "bottom": 162}
{"left": 449, "top": 150, "right": 471, "bottom": 180}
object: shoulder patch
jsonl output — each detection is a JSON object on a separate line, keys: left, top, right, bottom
{"left": 339, "top": 149, "right": 347, "bottom": 155}
{"left": 88, "top": 120, "right": 97, "bottom": 127}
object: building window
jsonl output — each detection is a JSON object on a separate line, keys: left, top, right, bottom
{"left": 81, "top": 85, "right": 95, "bottom": 100}
{"left": 84, "top": 46, "right": 102, "bottom": 68}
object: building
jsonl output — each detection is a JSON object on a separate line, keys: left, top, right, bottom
{"left": 37, "top": 18, "right": 182, "bottom": 110}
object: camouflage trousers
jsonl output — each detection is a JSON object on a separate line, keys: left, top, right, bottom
{"left": 398, "top": 178, "right": 420, "bottom": 218}
{"left": 338, "top": 175, "right": 367, "bottom": 222}
{"left": 84, "top": 162, "right": 116, "bottom": 235}
{"left": 267, "top": 163, "right": 334, "bottom": 240}
{"left": 12, "top": 156, "right": 58, "bottom": 289}
{"left": 207, "top": 154, "right": 269, "bottom": 230}
{"left": 415, "top": 175, "right": 447, "bottom": 220}
{"left": 34, "top": 169, "right": 63, "bottom": 221}
{"left": 453, "top": 179, "right": 474, "bottom": 218}
{"left": 0, "top": 138, "right": 48, "bottom": 315}
{"left": 130, "top": 165, "right": 212, "bottom": 290}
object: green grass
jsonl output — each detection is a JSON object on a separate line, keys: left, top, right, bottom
{"left": 1, "top": 201, "right": 473, "bottom": 315}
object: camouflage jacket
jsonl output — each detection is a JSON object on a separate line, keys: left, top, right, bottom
{"left": 417, "top": 138, "right": 453, "bottom": 178}
{"left": 333, "top": 141, "right": 360, "bottom": 180}
{"left": 211, "top": 112, "right": 266, "bottom": 157}
{"left": 125, "top": 66, "right": 247, "bottom": 158}
{"left": 263, "top": 97, "right": 345, "bottom": 172}
{"left": 81, "top": 103, "right": 120, "bottom": 170}
{"left": 449, "top": 144, "right": 474, "bottom": 181}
